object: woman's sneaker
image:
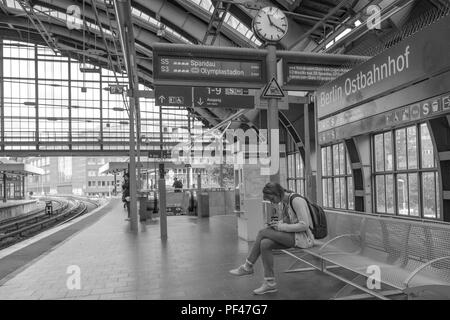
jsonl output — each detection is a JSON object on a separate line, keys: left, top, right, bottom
{"left": 253, "top": 281, "right": 278, "bottom": 295}
{"left": 229, "top": 265, "right": 253, "bottom": 276}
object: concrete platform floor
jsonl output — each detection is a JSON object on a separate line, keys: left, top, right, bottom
{"left": 0, "top": 199, "right": 350, "bottom": 300}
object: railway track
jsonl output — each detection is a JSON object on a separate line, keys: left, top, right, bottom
{"left": 0, "top": 197, "right": 97, "bottom": 249}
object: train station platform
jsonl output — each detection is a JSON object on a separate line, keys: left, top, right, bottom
{"left": 0, "top": 199, "right": 349, "bottom": 300}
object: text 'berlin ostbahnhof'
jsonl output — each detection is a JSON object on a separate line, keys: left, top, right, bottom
{"left": 0, "top": 0, "right": 449, "bottom": 302}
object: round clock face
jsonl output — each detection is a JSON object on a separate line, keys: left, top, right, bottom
{"left": 253, "top": 6, "right": 288, "bottom": 42}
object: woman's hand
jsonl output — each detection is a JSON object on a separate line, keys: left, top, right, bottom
{"left": 267, "top": 220, "right": 277, "bottom": 229}
{"left": 268, "top": 220, "right": 283, "bottom": 231}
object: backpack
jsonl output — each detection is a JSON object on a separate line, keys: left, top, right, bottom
{"left": 289, "top": 194, "right": 328, "bottom": 240}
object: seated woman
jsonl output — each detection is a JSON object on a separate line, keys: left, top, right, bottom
{"left": 229, "top": 182, "right": 314, "bottom": 295}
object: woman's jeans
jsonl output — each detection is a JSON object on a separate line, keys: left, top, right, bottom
{"left": 247, "top": 227, "right": 295, "bottom": 278}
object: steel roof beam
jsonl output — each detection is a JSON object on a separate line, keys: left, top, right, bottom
{"left": 288, "top": 0, "right": 351, "bottom": 50}
{"left": 322, "top": 0, "right": 414, "bottom": 54}
{"left": 172, "top": 0, "right": 258, "bottom": 47}
{"left": 0, "top": 13, "right": 154, "bottom": 74}
{"left": 33, "top": 0, "right": 171, "bottom": 50}
{"left": 3, "top": 3, "right": 159, "bottom": 62}
{"left": 312, "top": 0, "right": 383, "bottom": 53}
{"left": 135, "top": 0, "right": 235, "bottom": 46}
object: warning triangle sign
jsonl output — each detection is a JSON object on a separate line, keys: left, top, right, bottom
{"left": 262, "top": 77, "right": 285, "bottom": 99}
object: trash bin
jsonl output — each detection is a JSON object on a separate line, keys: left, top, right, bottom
{"left": 147, "top": 191, "right": 158, "bottom": 214}
{"left": 138, "top": 193, "right": 152, "bottom": 221}
{"left": 197, "top": 192, "right": 209, "bottom": 218}
{"left": 45, "top": 200, "right": 53, "bottom": 215}
{"left": 190, "top": 191, "right": 198, "bottom": 216}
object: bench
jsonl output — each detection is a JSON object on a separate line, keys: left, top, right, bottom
{"left": 279, "top": 210, "right": 450, "bottom": 300}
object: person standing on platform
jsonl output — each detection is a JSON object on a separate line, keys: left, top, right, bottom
{"left": 229, "top": 182, "right": 314, "bottom": 295}
{"left": 122, "top": 171, "right": 130, "bottom": 220}
{"left": 173, "top": 177, "right": 183, "bottom": 192}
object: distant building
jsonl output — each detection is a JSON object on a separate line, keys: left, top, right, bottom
{"left": 25, "top": 156, "right": 126, "bottom": 197}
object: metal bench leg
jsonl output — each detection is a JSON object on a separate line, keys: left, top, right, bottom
{"left": 285, "top": 265, "right": 342, "bottom": 273}
{"left": 330, "top": 273, "right": 404, "bottom": 300}
{"left": 333, "top": 274, "right": 367, "bottom": 299}
{"left": 283, "top": 252, "right": 341, "bottom": 273}
{"left": 284, "top": 252, "right": 310, "bottom": 273}
{"left": 333, "top": 290, "right": 405, "bottom": 300}
{"left": 405, "top": 285, "right": 450, "bottom": 300}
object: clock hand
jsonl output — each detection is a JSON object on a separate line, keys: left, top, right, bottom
{"left": 267, "top": 14, "right": 275, "bottom": 27}
{"left": 268, "top": 14, "right": 285, "bottom": 33}
{"left": 273, "top": 23, "right": 285, "bottom": 33}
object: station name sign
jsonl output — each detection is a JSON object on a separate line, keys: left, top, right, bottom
{"left": 318, "top": 91, "right": 450, "bottom": 144}
{"left": 315, "top": 14, "right": 450, "bottom": 119}
{"left": 153, "top": 46, "right": 267, "bottom": 88}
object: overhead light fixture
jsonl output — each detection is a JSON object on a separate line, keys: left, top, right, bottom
{"left": 23, "top": 101, "right": 36, "bottom": 106}
{"left": 157, "top": 25, "right": 166, "bottom": 37}
{"left": 46, "top": 117, "right": 59, "bottom": 121}
{"left": 119, "top": 121, "right": 129, "bottom": 125}
{"left": 112, "top": 107, "right": 125, "bottom": 111}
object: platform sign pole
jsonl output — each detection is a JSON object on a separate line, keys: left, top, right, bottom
{"left": 304, "top": 102, "right": 312, "bottom": 200}
{"left": 113, "top": 173, "right": 117, "bottom": 196}
{"left": 22, "top": 176, "right": 25, "bottom": 199}
{"left": 314, "top": 95, "right": 323, "bottom": 206}
{"left": 159, "top": 106, "right": 167, "bottom": 240}
{"left": 159, "top": 165, "right": 167, "bottom": 240}
{"left": 127, "top": 95, "right": 139, "bottom": 232}
{"left": 3, "top": 173, "right": 6, "bottom": 203}
{"left": 187, "top": 116, "right": 191, "bottom": 189}
{"left": 135, "top": 97, "right": 142, "bottom": 192}
{"left": 266, "top": 44, "right": 280, "bottom": 183}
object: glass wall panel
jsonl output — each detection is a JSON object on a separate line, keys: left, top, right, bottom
{"left": 396, "top": 129, "right": 407, "bottom": 170}
{"left": 373, "top": 123, "right": 439, "bottom": 219}
{"left": 1, "top": 40, "right": 205, "bottom": 152}
{"left": 321, "top": 143, "right": 354, "bottom": 210}
{"left": 376, "top": 175, "right": 386, "bottom": 213}
{"left": 286, "top": 133, "right": 305, "bottom": 195}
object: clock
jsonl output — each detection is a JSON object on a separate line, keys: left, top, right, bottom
{"left": 252, "top": 6, "right": 288, "bottom": 43}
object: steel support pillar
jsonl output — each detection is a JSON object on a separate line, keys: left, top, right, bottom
{"left": 266, "top": 44, "right": 280, "bottom": 183}
{"left": 3, "top": 173, "right": 6, "bottom": 203}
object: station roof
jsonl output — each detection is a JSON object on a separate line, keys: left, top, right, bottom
{"left": 0, "top": 0, "right": 445, "bottom": 129}
{"left": 0, "top": 161, "right": 45, "bottom": 176}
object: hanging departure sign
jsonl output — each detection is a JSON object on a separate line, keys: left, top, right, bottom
{"left": 282, "top": 61, "right": 350, "bottom": 90}
{"left": 156, "top": 57, "right": 263, "bottom": 84}
{"left": 193, "top": 87, "right": 255, "bottom": 109}
{"left": 153, "top": 43, "right": 267, "bottom": 88}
